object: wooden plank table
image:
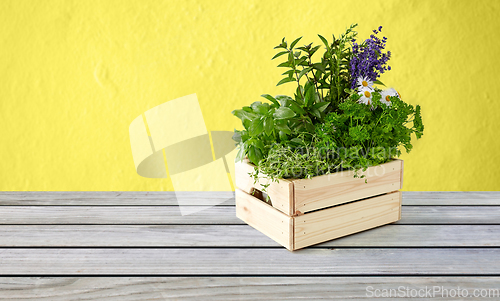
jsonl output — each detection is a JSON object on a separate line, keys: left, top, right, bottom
{"left": 0, "top": 192, "right": 499, "bottom": 299}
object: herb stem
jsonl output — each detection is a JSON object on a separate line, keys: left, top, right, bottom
{"left": 307, "top": 53, "right": 323, "bottom": 102}
{"left": 288, "top": 48, "right": 305, "bottom": 101}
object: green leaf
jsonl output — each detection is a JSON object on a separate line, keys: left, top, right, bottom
{"left": 275, "top": 123, "right": 291, "bottom": 134}
{"left": 232, "top": 130, "right": 241, "bottom": 143}
{"left": 235, "top": 142, "right": 246, "bottom": 162}
{"left": 272, "top": 51, "right": 288, "bottom": 60}
{"left": 314, "top": 90, "right": 320, "bottom": 103}
{"left": 310, "top": 45, "right": 321, "bottom": 56}
{"left": 304, "top": 82, "right": 315, "bottom": 107}
{"left": 312, "top": 62, "right": 326, "bottom": 73}
{"left": 260, "top": 94, "right": 280, "bottom": 107}
{"left": 275, "top": 95, "right": 305, "bottom": 115}
{"left": 296, "top": 85, "right": 304, "bottom": 98}
{"left": 273, "top": 107, "right": 296, "bottom": 119}
{"left": 278, "top": 131, "right": 288, "bottom": 141}
{"left": 251, "top": 101, "right": 269, "bottom": 115}
{"left": 298, "top": 67, "right": 313, "bottom": 80}
{"left": 274, "top": 37, "right": 287, "bottom": 49}
{"left": 277, "top": 77, "right": 295, "bottom": 86}
{"left": 294, "top": 92, "right": 304, "bottom": 105}
{"left": 247, "top": 146, "right": 263, "bottom": 164}
{"left": 313, "top": 101, "right": 330, "bottom": 112}
{"left": 295, "top": 123, "right": 305, "bottom": 132}
{"left": 318, "top": 34, "right": 330, "bottom": 50}
{"left": 277, "top": 61, "right": 291, "bottom": 68}
{"left": 305, "top": 121, "right": 315, "bottom": 133}
{"left": 296, "top": 58, "right": 309, "bottom": 66}
{"left": 249, "top": 117, "right": 264, "bottom": 136}
{"left": 264, "top": 116, "right": 274, "bottom": 136}
{"left": 311, "top": 108, "right": 321, "bottom": 119}
{"left": 232, "top": 109, "right": 257, "bottom": 121}
{"left": 290, "top": 36, "right": 302, "bottom": 49}
{"left": 290, "top": 138, "right": 304, "bottom": 146}
{"left": 275, "top": 95, "right": 292, "bottom": 107}
{"left": 304, "top": 80, "right": 313, "bottom": 92}
{"left": 251, "top": 138, "right": 265, "bottom": 151}
{"left": 374, "top": 80, "right": 386, "bottom": 86}
{"left": 242, "top": 106, "right": 253, "bottom": 113}
{"left": 242, "top": 118, "right": 251, "bottom": 130}
{"left": 289, "top": 100, "right": 306, "bottom": 115}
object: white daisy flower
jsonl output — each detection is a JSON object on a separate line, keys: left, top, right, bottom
{"left": 379, "top": 88, "right": 400, "bottom": 106}
{"left": 358, "top": 87, "right": 374, "bottom": 107}
{"left": 356, "top": 76, "right": 374, "bottom": 91}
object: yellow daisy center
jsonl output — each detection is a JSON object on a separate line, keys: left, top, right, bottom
{"left": 362, "top": 80, "right": 368, "bottom": 87}
{"left": 364, "top": 91, "right": 371, "bottom": 98}
{"left": 385, "top": 95, "right": 391, "bottom": 102}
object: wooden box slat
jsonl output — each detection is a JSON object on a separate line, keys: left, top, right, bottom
{"left": 294, "top": 191, "right": 401, "bottom": 249}
{"left": 235, "top": 189, "right": 293, "bottom": 250}
{"left": 236, "top": 189, "right": 402, "bottom": 251}
{"left": 293, "top": 160, "right": 403, "bottom": 214}
{"left": 235, "top": 161, "right": 294, "bottom": 214}
{"left": 235, "top": 159, "right": 403, "bottom": 215}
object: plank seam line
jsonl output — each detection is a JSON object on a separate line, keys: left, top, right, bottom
{"left": 1, "top": 246, "right": 499, "bottom": 249}
{"left": 3, "top": 223, "right": 500, "bottom": 226}
{"left": 1, "top": 274, "right": 499, "bottom": 277}
{"left": 1, "top": 204, "right": 499, "bottom": 207}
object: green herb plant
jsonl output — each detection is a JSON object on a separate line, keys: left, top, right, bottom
{"left": 232, "top": 25, "right": 424, "bottom": 189}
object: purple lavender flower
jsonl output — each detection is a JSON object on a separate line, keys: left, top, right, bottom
{"left": 350, "top": 27, "right": 391, "bottom": 89}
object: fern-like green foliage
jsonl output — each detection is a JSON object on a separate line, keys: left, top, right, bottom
{"left": 315, "top": 92, "right": 423, "bottom": 173}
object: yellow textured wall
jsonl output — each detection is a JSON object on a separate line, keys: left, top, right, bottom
{"left": 1, "top": 0, "right": 499, "bottom": 191}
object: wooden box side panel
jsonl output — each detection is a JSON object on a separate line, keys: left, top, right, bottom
{"left": 293, "top": 159, "right": 402, "bottom": 214}
{"left": 293, "top": 191, "right": 402, "bottom": 250}
{"left": 235, "top": 160, "right": 294, "bottom": 215}
{"left": 235, "top": 189, "right": 293, "bottom": 250}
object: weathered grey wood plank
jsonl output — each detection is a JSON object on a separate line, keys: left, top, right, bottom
{"left": 0, "top": 248, "right": 498, "bottom": 275}
{"left": 0, "top": 192, "right": 235, "bottom": 206}
{"left": 0, "top": 206, "right": 498, "bottom": 224}
{"left": 403, "top": 192, "right": 500, "bottom": 199}
{"left": 0, "top": 225, "right": 498, "bottom": 247}
{"left": 1, "top": 277, "right": 499, "bottom": 300}
{"left": 1, "top": 192, "right": 499, "bottom": 206}
{"left": 402, "top": 198, "right": 500, "bottom": 205}
{"left": 397, "top": 206, "right": 500, "bottom": 224}
{"left": 403, "top": 192, "right": 500, "bottom": 205}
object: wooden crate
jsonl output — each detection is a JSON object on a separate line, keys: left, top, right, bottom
{"left": 235, "top": 159, "right": 404, "bottom": 250}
